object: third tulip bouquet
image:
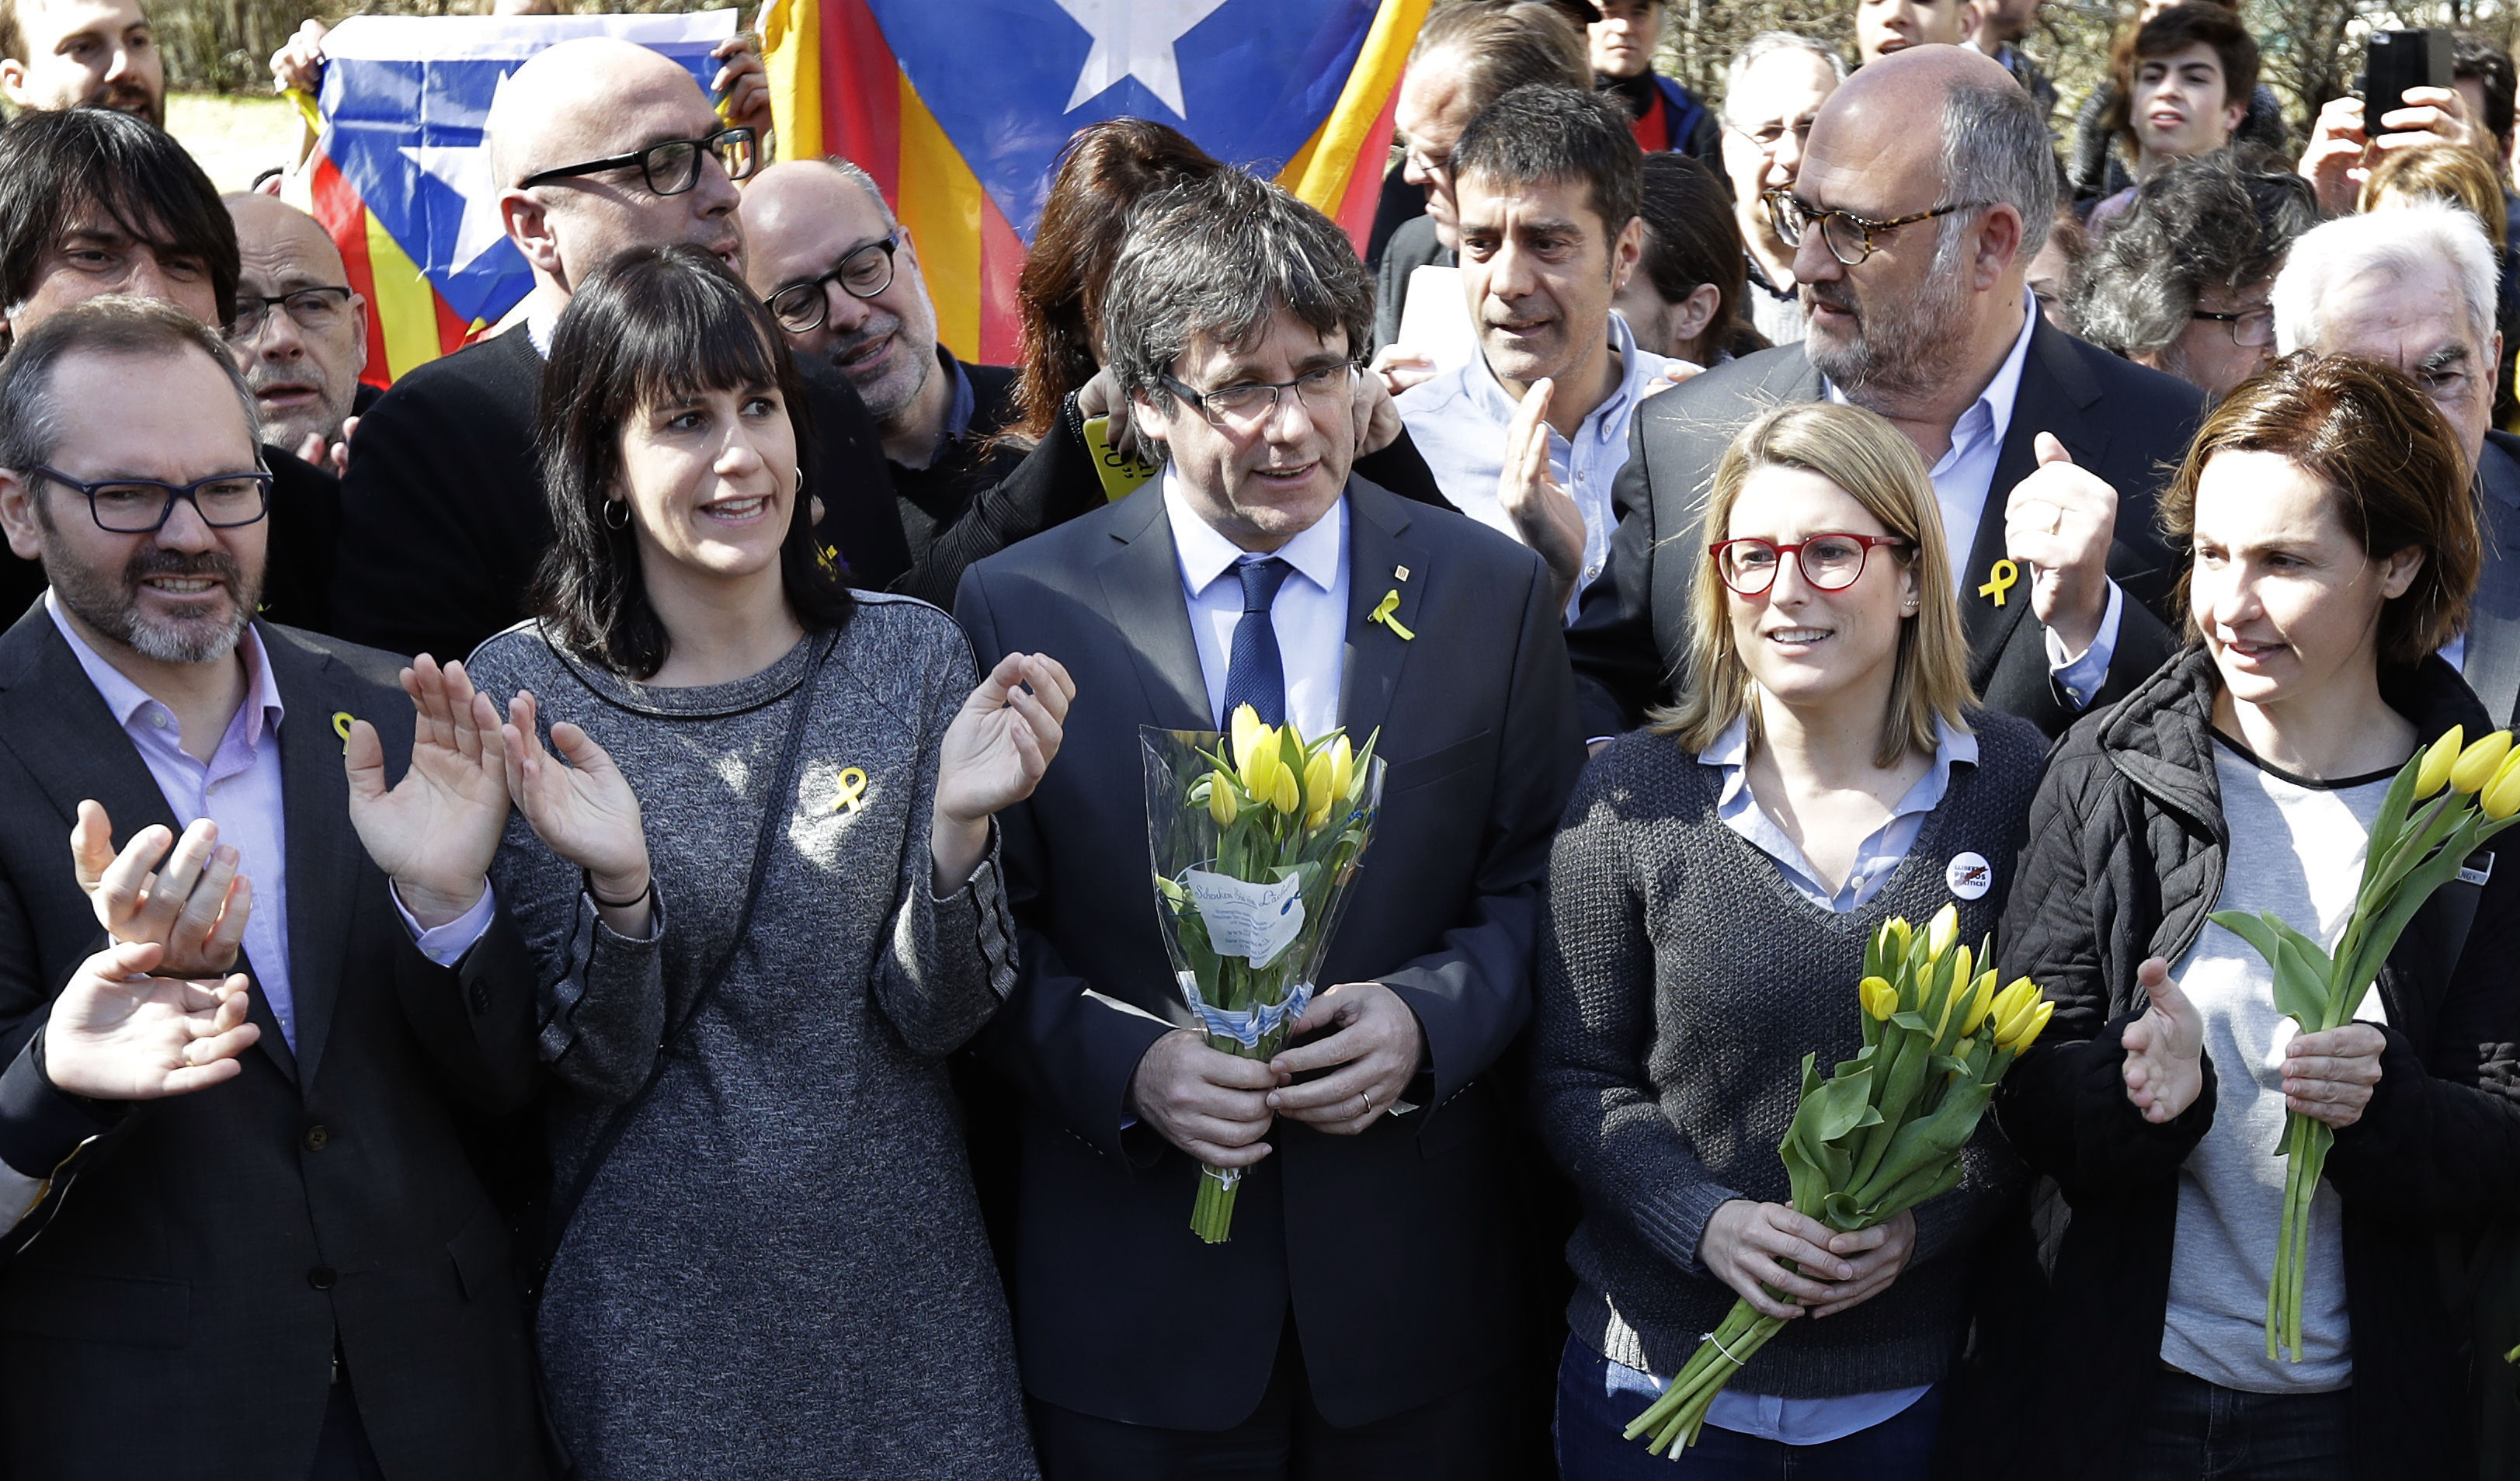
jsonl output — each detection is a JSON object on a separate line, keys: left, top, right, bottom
{"left": 1624, "top": 905, "right": 2052, "bottom": 1456}
{"left": 2209, "top": 725, "right": 2520, "bottom": 1362}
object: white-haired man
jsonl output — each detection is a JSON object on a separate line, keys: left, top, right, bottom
{"left": 2272, "top": 198, "right": 2520, "bottom": 725}
{"left": 1715, "top": 32, "right": 1845, "bottom": 345}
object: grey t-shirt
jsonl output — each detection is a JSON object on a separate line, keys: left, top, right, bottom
{"left": 2160, "top": 736, "right": 2393, "bottom": 1393}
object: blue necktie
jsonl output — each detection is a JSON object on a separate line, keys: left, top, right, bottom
{"left": 1219, "top": 556, "right": 1294, "bottom": 728}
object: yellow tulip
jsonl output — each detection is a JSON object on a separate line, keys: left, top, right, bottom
{"left": 1882, "top": 918, "right": 1911, "bottom": 967}
{"left": 1303, "top": 750, "right": 1335, "bottom": 829}
{"left": 1860, "top": 976, "right": 1897, "bottom": 1020}
{"left": 1936, "top": 944, "right": 1974, "bottom": 1037}
{"left": 1328, "top": 735, "right": 1355, "bottom": 804}
{"left": 1996, "top": 998, "right": 2055, "bottom": 1053}
{"left": 1208, "top": 770, "right": 1239, "bottom": 827}
{"left": 1987, "top": 979, "right": 2040, "bottom": 1038}
{"left": 1232, "top": 705, "right": 1266, "bottom": 771}
{"left": 1270, "top": 763, "right": 1302, "bottom": 814}
{"left": 1960, "top": 971, "right": 2004, "bottom": 1036}
{"left": 1242, "top": 732, "right": 1280, "bottom": 799}
{"left": 1925, "top": 904, "right": 1959, "bottom": 961}
{"left": 2451, "top": 730, "right": 2514, "bottom": 794}
{"left": 2416, "top": 725, "right": 2465, "bottom": 798}
{"left": 2486, "top": 760, "right": 2520, "bottom": 821}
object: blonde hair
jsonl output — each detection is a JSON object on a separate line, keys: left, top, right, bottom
{"left": 2361, "top": 141, "right": 2509, "bottom": 254}
{"left": 1653, "top": 402, "right": 1975, "bottom": 767}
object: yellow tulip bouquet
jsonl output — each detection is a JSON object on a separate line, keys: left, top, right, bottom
{"left": 1144, "top": 707, "right": 1385, "bottom": 1243}
{"left": 1625, "top": 905, "right": 2052, "bottom": 1455}
{"left": 2208, "top": 725, "right": 2520, "bottom": 1362}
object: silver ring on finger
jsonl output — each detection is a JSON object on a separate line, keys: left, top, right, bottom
{"left": 1356, "top": 1090, "right": 1372, "bottom": 1119}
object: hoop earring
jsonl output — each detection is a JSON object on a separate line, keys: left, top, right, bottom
{"left": 794, "top": 467, "right": 805, "bottom": 495}
{"left": 602, "top": 498, "right": 631, "bottom": 531}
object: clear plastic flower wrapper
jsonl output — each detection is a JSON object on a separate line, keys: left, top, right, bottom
{"left": 1142, "top": 707, "right": 1385, "bottom": 1244}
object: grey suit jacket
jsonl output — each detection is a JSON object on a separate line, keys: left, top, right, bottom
{"left": 954, "top": 475, "right": 1580, "bottom": 1431}
{"left": 2462, "top": 430, "right": 2520, "bottom": 728}
{"left": 1566, "top": 315, "right": 2209, "bottom": 738}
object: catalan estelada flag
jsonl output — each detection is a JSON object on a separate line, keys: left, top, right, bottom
{"left": 305, "top": 11, "right": 740, "bottom": 390}
{"left": 758, "top": 0, "right": 1429, "bottom": 364}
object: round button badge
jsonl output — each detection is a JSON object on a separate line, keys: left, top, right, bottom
{"left": 1945, "top": 851, "right": 1993, "bottom": 901}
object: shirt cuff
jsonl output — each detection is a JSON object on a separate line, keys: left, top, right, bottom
{"left": 2046, "top": 579, "right": 2125, "bottom": 711}
{"left": 390, "top": 881, "right": 495, "bottom": 967}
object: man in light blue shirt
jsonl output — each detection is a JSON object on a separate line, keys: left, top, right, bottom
{"left": 1399, "top": 83, "right": 1685, "bottom": 620}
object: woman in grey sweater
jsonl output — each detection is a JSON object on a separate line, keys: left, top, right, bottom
{"left": 1534, "top": 403, "right": 2042, "bottom": 1476}
{"left": 419, "top": 246, "right": 1066, "bottom": 1478}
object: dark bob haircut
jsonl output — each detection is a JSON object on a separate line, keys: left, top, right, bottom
{"left": 531, "top": 244, "right": 853, "bottom": 679}
{"left": 2159, "top": 352, "right": 2479, "bottom": 666}
{"left": 1451, "top": 82, "right": 1645, "bottom": 242}
{"left": 0, "top": 107, "right": 238, "bottom": 342}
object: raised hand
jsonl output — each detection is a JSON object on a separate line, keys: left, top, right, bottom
{"left": 344, "top": 655, "right": 508, "bottom": 929}
{"left": 2122, "top": 956, "right": 2206, "bottom": 1124}
{"left": 70, "top": 802, "right": 251, "bottom": 979}
{"left": 492, "top": 689, "right": 652, "bottom": 932}
{"left": 43, "top": 939, "right": 258, "bottom": 1100}
{"left": 931, "top": 652, "right": 1075, "bottom": 888}
{"left": 1496, "top": 377, "right": 1589, "bottom": 608}
{"left": 2004, "top": 432, "right": 2119, "bottom": 659}
{"left": 1350, "top": 364, "right": 1405, "bottom": 455}
{"left": 709, "top": 31, "right": 772, "bottom": 142}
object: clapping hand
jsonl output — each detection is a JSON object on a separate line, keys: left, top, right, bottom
{"left": 71, "top": 802, "right": 250, "bottom": 979}
{"left": 931, "top": 653, "right": 1074, "bottom": 888}
{"left": 43, "top": 939, "right": 257, "bottom": 1100}
{"left": 2004, "top": 433, "right": 2119, "bottom": 659}
{"left": 2123, "top": 956, "right": 2205, "bottom": 1124}
{"left": 492, "top": 690, "right": 652, "bottom": 931}
{"left": 344, "top": 655, "right": 507, "bottom": 930}
{"left": 1497, "top": 377, "right": 1589, "bottom": 609}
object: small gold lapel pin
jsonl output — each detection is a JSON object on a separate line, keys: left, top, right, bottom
{"left": 830, "top": 766, "right": 870, "bottom": 813}
{"left": 1369, "top": 589, "right": 1416, "bottom": 641}
{"left": 1977, "top": 558, "right": 2020, "bottom": 607}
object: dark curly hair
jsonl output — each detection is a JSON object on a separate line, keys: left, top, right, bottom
{"left": 2070, "top": 147, "right": 2316, "bottom": 363}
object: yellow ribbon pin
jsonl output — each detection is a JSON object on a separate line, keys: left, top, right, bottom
{"left": 1976, "top": 558, "right": 2020, "bottom": 607}
{"left": 829, "top": 767, "right": 869, "bottom": 813}
{"left": 1368, "top": 589, "right": 1415, "bottom": 641}
{"left": 816, "top": 544, "right": 839, "bottom": 575}
{"left": 332, "top": 711, "right": 356, "bottom": 753}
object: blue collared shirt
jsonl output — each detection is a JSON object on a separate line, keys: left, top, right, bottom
{"left": 1700, "top": 711, "right": 1979, "bottom": 913}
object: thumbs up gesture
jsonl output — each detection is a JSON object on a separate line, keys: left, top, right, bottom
{"left": 2002, "top": 432, "right": 2118, "bottom": 658}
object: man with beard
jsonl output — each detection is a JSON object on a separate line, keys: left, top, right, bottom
{"left": 224, "top": 193, "right": 377, "bottom": 471}
{"left": 1567, "top": 45, "right": 2205, "bottom": 740}
{"left": 0, "top": 0, "right": 161, "bottom": 125}
{"left": 327, "top": 37, "right": 895, "bottom": 665}
{"left": 0, "top": 107, "right": 342, "bottom": 631}
{"left": 0, "top": 294, "right": 547, "bottom": 1479}
{"left": 740, "top": 158, "right": 1037, "bottom": 608}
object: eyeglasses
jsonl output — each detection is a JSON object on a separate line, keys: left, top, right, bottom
{"left": 1763, "top": 189, "right": 1984, "bottom": 267}
{"left": 766, "top": 236, "right": 899, "bottom": 332}
{"left": 1709, "top": 533, "right": 1909, "bottom": 595}
{"left": 516, "top": 126, "right": 759, "bottom": 196}
{"left": 228, "top": 285, "right": 353, "bottom": 341}
{"left": 1726, "top": 118, "right": 1816, "bottom": 155}
{"left": 29, "top": 465, "right": 273, "bottom": 534}
{"left": 1162, "top": 363, "right": 1357, "bottom": 429}
{"left": 2190, "top": 305, "right": 2275, "bottom": 349}
{"left": 1400, "top": 138, "right": 1452, "bottom": 179}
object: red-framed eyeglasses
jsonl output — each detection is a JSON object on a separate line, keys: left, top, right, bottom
{"left": 1709, "top": 533, "right": 1910, "bottom": 596}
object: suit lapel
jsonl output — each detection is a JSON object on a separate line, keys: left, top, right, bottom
{"left": 1094, "top": 487, "right": 1214, "bottom": 731}
{"left": 1337, "top": 481, "right": 1433, "bottom": 743}
{"left": 2463, "top": 439, "right": 2520, "bottom": 726}
{"left": 1959, "top": 317, "right": 2109, "bottom": 677}
{"left": 264, "top": 630, "right": 360, "bottom": 1091}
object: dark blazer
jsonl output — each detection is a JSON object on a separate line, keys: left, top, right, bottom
{"left": 2459, "top": 429, "right": 2520, "bottom": 727}
{"left": 1565, "top": 315, "right": 2208, "bottom": 739}
{"left": 0, "top": 609, "right": 546, "bottom": 1480}
{"left": 954, "top": 476, "right": 1582, "bottom": 1430}
{"left": 328, "top": 327, "right": 899, "bottom": 662}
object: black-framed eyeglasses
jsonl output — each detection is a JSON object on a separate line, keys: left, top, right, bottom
{"left": 29, "top": 466, "right": 273, "bottom": 534}
{"left": 766, "top": 236, "right": 899, "bottom": 333}
{"left": 1161, "top": 363, "right": 1357, "bottom": 429}
{"left": 1709, "top": 532, "right": 1909, "bottom": 595}
{"left": 2190, "top": 305, "right": 2276, "bottom": 349}
{"left": 228, "top": 285, "right": 354, "bottom": 341}
{"left": 1763, "top": 189, "right": 1985, "bottom": 266}
{"left": 516, "top": 126, "right": 759, "bottom": 196}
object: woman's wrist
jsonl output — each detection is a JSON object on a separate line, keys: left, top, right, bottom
{"left": 585, "top": 864, "right": 652, "bottom": 908}
{"left": 930, "top": 809, "right": 991, "bottom": 888}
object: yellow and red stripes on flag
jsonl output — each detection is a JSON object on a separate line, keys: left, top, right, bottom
{"left": 310, "top": 155, "right": 478, "bottom": 391}
{"left": 762, "top": 0, "right": 1425, "bottom": 363}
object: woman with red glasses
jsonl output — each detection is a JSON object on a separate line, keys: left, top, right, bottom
{"left": 1531, "top": 400, "right": 2045, "bottom": 1477}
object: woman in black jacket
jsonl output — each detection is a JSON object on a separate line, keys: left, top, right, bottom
{"left": 1990, "top": 354, "right": 2520, "bottom": 1479}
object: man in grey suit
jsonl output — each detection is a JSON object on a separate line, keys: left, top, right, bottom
{"left": 956, "top": 170, "right": 1581, "bottom": 1479}
{"left": 1567, "top": 45, "right": 2209, "bottom": 739}
{"left": 2271, "top": 198, "right": 2520, "bottom": 726}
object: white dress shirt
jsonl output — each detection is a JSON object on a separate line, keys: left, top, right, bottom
{"left": 1164, "top": 472, "right": 1350, "bottom": 740}
{"left": 1824, "top": 290, "right": 2124, "bottom": 710}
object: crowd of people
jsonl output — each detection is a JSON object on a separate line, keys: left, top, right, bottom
{"left": 1, "top": 0, "right": 2519, "bottom": 1476}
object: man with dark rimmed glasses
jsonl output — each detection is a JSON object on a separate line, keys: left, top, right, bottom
{"left": 1567, "top": 43, "right": 2208, "bottom": 744}
{"left": 328, "top": 36, "right": 898, "bottom": 666}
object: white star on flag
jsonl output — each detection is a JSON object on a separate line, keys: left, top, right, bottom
{"left": 1052, "top": 0, "right": 1231, "bottom": 118}
{"left": 398, "top": 69, "right": 513, "bottom": 276}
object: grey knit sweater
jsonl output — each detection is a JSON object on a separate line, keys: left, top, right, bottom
{"left": 1534, "top": 715, "right": 2043, "bottom": 1394}
{"left": 464, "top": 595, "right": 1035, "bottom": 1479}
